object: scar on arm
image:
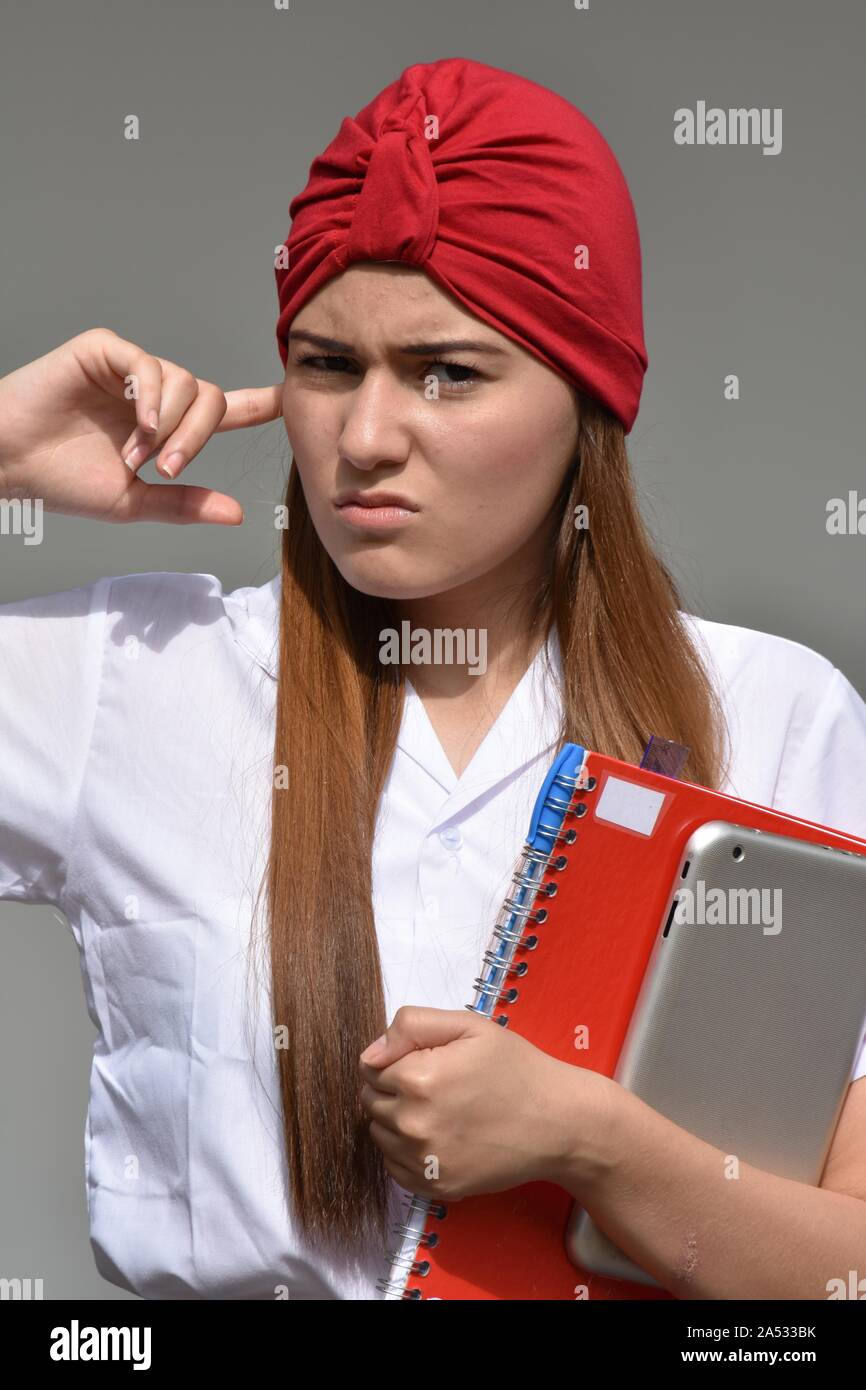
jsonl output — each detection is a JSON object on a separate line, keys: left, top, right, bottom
{"left": 675, "top": 1230, "right": 699, "bottom": 1285}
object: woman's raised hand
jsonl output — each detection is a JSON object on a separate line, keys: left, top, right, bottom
{"left": 0, "top": 327, "right": 284, "bottom": 525}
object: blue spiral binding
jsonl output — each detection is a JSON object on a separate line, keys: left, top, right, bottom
{"left": 376, "top": 741, "right": 588, "bottom": 1299}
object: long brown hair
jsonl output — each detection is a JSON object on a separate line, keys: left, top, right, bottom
{"left": 253, "top": 392, "right": 730, "bottom": 1250}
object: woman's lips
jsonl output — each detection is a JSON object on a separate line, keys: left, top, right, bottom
{"left": 332, "top": 492, "right": 419, "bottom": 528}
{"left": 333, "top": 501, "right": 418, "bottom": 530}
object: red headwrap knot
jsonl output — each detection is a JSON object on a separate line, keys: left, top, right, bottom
{"left": 340, "top": 126, "right": 439, "bottom": 268}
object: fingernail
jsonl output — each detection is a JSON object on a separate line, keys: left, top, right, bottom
{"left": 160, "top": 451, "right": 184, "bottom": 478}
{"left": 360, "top": 1034, "right": 387, "bottom": 1063}
{"left": 146, "top": 409, "right": 159, "bottom": 431}
{"left": 123, "top": 442, "right": 148, "bottom": 468}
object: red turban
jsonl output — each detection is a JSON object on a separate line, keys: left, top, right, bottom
{"left": 274, "top": 57, "right": 647, "bottom": 432}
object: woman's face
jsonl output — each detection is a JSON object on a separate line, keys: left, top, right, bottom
{"left": 281, "top": 262, "right": 580, "bottom": 602}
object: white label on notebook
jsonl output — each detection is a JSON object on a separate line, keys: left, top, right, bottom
{"left": 594, "top": 776, "right": 666, "bottom": 836}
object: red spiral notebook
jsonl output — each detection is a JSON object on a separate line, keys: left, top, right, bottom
{"left": 377, "top": 742, "right": 866, "bottom": 1300}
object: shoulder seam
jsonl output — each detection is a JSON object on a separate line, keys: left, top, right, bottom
{"left": 771, "top": 661, "right": 843, "bottom": 809}
{"left": 683, "top": 610, "right": 837, "bottom": 674}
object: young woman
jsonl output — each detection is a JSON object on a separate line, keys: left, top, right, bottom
{"left": 1, "top": 57, "right": 865, "bottom": 1302}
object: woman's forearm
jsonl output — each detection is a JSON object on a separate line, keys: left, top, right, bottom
{"left": 554, "top": 1072, "right": 866, "bottom": 1299}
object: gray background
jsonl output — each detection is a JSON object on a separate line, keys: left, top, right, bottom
{"left": 1, "top": 0, "right": 863, "bottom": 1298}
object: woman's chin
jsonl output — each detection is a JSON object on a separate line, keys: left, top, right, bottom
{"left": 335, "top": 554, "right": 460, "bottom": 602}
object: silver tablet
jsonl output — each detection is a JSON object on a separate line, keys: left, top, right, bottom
{"left": 566, "top": 820, "right": 866, "bottom": 1287}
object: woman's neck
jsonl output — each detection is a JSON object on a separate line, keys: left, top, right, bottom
{"left": 393, "top": 540, "right": 550, "bottom": 705}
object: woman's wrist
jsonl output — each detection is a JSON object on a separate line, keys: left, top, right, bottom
{"left": 537, "top": 1060, "right": 626, "bottom": 1193}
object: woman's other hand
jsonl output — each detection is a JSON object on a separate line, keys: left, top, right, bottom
{"left": 358, "top": 1005, "right": 618, "bottom": 1201}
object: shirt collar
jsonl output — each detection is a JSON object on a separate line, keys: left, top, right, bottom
{"left": 226, "top": 571, "right": 565, "bottom": 805}
{"left": 396, "top": 628, "right": 564, "bottom": 809}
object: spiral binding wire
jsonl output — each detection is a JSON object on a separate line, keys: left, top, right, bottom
{"left": 376, "top": 760, "right": 599, "bottom": 1299}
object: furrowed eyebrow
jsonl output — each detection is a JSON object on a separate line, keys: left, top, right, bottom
{"left": 287, "top": 330, "right": 508, "bottom": 357}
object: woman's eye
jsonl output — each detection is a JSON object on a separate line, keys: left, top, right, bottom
{"left": 297, "top": 354, "right": 353, "bottom": 374}
{"left": 294, "top": 353, "right": 480, "bottom": 391}
{"left": 425, "top": 359, "right": 481, "bottom": 391}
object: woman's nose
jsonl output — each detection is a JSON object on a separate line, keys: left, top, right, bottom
{"left": 336, "top": 368, "right": 413, "bottom": 471}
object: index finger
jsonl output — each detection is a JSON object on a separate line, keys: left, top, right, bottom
{"left": 218, "top": 384, "right": 284, "bottom": 432}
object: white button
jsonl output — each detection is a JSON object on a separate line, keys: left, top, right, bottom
{"left": 423, "top": 894, "right": 440, "bottom": 920}
{"left": 438, "top": 825, "right": 463, "bottom": 850}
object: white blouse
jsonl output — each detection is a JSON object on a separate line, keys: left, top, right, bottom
{"left": 1, "top": 569, "right": 865, "bottom": 1300}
